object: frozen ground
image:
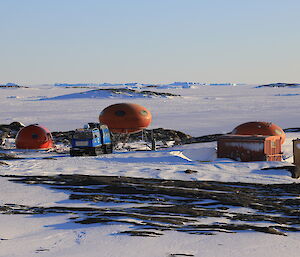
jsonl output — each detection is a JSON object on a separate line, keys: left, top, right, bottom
{"left": 1, "top": 83, "right": 300, "bottom": 257}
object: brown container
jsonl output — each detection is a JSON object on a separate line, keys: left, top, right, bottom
{"left": 217, "top": 135, "right": 282, "bottom": 162}
{"left": 293, "top": 139, "right": 300, "bottom": 166}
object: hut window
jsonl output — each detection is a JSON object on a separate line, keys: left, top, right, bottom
{"left": 115, "top": 110, "right": 126, "bottom": 116}
{"left": 140, "top": 110, "right": 148, "bottom": 116}
{"left": 32, "top": 133, "right": 39, "bottom": 139}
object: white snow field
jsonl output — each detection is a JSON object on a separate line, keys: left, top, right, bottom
{"left": 1, "top": 83, "right": 300, "bottom": 257}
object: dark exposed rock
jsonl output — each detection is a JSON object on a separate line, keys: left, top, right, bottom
{"left": 97, "top": 88, "right": 180, "bottom": 97}
{"left": 51, "top": 130, "right": 75, "bottom": 145}
{"left": 284, "top": 128, "right": 300, "bottom": 133}
{"left": 183, "top": 133, "right": 225, "bottom": 144}
{"left": 184, "top": 169, "right": 198, "bottom": 174}
{"left": 48, "top": 126, "right": 300, "bottom": 147}
{"left": 261, "top": 165, "right": 300, "bottom": 179}
{"left": 8, "top": 122, "right": 25, "bottom": 131}
{"left": 0, "top": 83, "right": 28, "bottom": 88}
{"left": 168, "top": 254, "right": 195, "bottom": 257}
{"left": 0, "top": 122, "right": 24, "bottom": 139}
{"left": 0, "top": 153, "right": 22, "bottom": 160}
{"left": 52, "top": 127, "right": 193, "bottom": 146}
{"left": 256, "top": 83, "right": 300, "bottom": 88}
{"left": 0, "top": 120, "right": 297, "bottom": 149}
{"left": 0, "top": 161, "right": 9, "bottom": 166}
{"left": 139, "top": 90, "right": 180, "bottom": 97}
{"left": 128, "top": 128, "right": 192, "bottom": 145}
{"left": 3, "top": 174, "right": 300, "bottom": 236}
{"left": 42, "top": 88, "right": 181, "bottom": 100}
{"left": 0, "top": 131, "right": 9, "bottom": 147}
{"left": 35, "top": 248, "right": 50, "bottom": 253}
{"left": 119, "top": 230, "right": 163, "bottom": 237}
{"left": 125, "top": 129, "right": 224, "bottom": 146}
{"left": 0, "top": 122, "right": 25, "bottom": 147}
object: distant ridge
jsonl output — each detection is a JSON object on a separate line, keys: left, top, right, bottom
{"left": 0, "top": 83, "right": 27, "bottom": 88}
{"left": 256, "top": 83, "right": 300, "bottom": 88}
{"left": 39, "top": 88, "right": 180, "bottom": 100}
{"left": 54, "top": 82, "right": 239, "bottom": 89}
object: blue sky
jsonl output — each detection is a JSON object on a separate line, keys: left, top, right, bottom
{"left": 1, "top": 0, "right": 299, "bottom": 85}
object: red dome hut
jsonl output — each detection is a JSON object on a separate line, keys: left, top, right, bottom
{"left": 231, "top": 121, "right": 286, "bottom": 144}
{"left": 15, "top": 124, "right": 54, "bottom": 149}
{"left": 99, "top": 103, "right": 152, "bottom": 134}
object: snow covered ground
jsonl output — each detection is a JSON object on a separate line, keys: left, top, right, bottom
{"left": 1, "top": 83, "right": 300, "bottom": 257}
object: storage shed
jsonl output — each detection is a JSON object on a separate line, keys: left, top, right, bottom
{"left": 217, "top": 135, "right": 282, "bottom": 162}
{"left": 15, "top": 124, "right": 54, "bottom": 150}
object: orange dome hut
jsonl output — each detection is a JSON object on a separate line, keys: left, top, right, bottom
{"left": 231, "top": 121, "right": 286, "bottom": 144}
{"left": 99, "top": 103, "right": 152, "bottom": 134}
{"left": 15, "top": 124, "right": 54, "bottom": 149}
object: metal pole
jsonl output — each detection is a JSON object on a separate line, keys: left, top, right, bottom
{"left": 151, "top": 130, "right": 156, "bottom": 151}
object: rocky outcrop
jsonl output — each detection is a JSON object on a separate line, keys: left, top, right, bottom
{"left": 0, "top": 83, "right": 28, "bottom": 88}
{"left": 0, "top": 122, "right": 25, "bottom": 146}
{"left": 284, "top": 128, "right": 300, "bottom": 132}
{"left": 51, "top": 127, "right": 192, "bottom": 146}
{"left": 42, "top": 88, "right": 181, "bottom": 100}
{"left": 113, "top": 129, "right": 225, "bottom": 146}
{"left": 183, "top": 133, "right": 225, "bottom": 144}
{"left": 256, "top": 83, "right": 300, "bottom": 88}
{"left": 0, "top": 122, "right": 25, "bottom": 133}
{"left": 51, "top": 130, "right": 75, "bottom": 145}
{"left": 100, "top": 88, "right": 180, "bottom": 97}
{"left": 8, "top": 121, "right": 291, "bottom": 148}
{"left": 128, "top": 128, "right": 192, "bottom": 145}
{"left": 0, "top": 121, "right": 225, "bottom": 147}
{"left": 0, "top": 161, "right": 9, "bottom": 166}
{"left": 0, "top": 153, "right": 21, "bottom": 160}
